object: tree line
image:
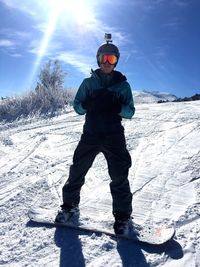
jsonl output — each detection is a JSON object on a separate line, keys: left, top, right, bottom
{"left": 158, "top": 93, "right": 200, "bottom": 103}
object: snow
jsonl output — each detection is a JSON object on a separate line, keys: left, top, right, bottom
{"left": 0, "top": 101, "right": 200, "bottom": 267}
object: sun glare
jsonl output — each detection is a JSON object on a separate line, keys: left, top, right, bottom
{"left": 29, "top": 0, "right": 94, "bottom": 86}
{"left": 49, "top": 0, "right": 93, "bottom": 25}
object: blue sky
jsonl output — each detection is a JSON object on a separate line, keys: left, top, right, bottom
{"left": 0, "top": 0, "right": 199, "bottom": 98}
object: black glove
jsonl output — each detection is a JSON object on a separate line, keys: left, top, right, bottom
{"left": 82, "top": 90, "right": 112, "bottom": 112}
{"left": 82, "top": 90, "right": 123, "bottom": 114}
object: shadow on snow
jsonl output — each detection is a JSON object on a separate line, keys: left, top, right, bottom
{"left": 27, "top": 221, "right": 183, "bottom": 267}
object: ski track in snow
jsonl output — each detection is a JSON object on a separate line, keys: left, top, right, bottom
{"left": 0, "top": 102, "right": 200, "bottom": 266}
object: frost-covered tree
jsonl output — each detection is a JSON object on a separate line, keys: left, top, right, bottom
{"left": 35, "top": 60, "right": 67, "bottom": 115}
{"left": 38, "top": 60, "right": 65, "bottom": 91}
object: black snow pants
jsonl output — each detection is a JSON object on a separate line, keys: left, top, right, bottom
{"left": 62, "top": 131, "right": 132, "bottom": 217}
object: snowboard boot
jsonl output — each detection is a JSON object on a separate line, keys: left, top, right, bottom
{"left": 55, "top": 204, "right": 79, "bottom": 223}
{"left": 113, "top": 213, "right": 131, "bottom": 235}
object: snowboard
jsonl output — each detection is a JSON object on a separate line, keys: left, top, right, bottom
{"left": 28, "top": 207, "right": 175, "bottom": 245}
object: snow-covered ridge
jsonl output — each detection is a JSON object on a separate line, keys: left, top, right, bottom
{"left": 133, "top": 90, "right": 177, "bottom": 103}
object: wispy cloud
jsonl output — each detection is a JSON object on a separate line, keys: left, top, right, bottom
{"left": 0, "top": 27, "right": 31, "bottom": 39}
{"left": 0, "top": 39, "right": 15, "bottom": 47}
{"left": 0, "top": 0, "right": 37, "bottom": 16}
{"left": 28, "top": 39, "right": 63, "bottom": 56}
{"left": 127, "top": 0, "right": 188, "bottom": 10}
{"left": 173, "top": 0, "right": 188, "bottom": 7}
{"left": 10, "top": 53, "right": 22, "bottom": 58}
{"left": 14, "top": 30, "right": 31, "bottom": 39}
{"left": 56, "top": 51, "right": 95, "bottom": 75}
{"left": 163, "top": 18, "right": 181, "bottom": 31}
{"left": 0, "top": 29, "right": 32, "bottom": 57}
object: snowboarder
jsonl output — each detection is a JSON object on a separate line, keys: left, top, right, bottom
{"left": 55, "top": 34, "right": 135, "bottom": 235}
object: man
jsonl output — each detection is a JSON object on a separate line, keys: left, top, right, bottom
{"left": 55, "top": 35, "right": 135, "bottom": 235}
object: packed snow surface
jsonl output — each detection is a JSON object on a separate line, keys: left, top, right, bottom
{"left": 0, "top": 101, "right": 200, "bottom": 267}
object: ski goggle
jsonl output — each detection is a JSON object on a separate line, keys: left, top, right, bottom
{"left": 98, "top": 54, "right": 118, "bottom": 65}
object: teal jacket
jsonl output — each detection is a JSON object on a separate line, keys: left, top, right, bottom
{"left": 73, "top": 69, "right": 135, "bottom": 134}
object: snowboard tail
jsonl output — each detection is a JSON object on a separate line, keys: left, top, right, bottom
{"left": 28, "top": 207, "right": 175, "bottom": 245}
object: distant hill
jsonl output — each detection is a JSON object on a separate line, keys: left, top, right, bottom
{"left": 133, "top": 90, "right": 177, "bottom": 104}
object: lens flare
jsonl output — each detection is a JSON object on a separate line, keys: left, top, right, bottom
{"left": 28, "top": 0, "right": 94, "bottom": 86}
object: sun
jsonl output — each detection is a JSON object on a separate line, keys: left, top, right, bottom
{"left": 29, "top": 0, "right": 94, "bottom": 86}
{"left": 36, "top": 0, "right": 94, "bottom": 59}
{"left": 48, "top": 0, "right": 93, "bottom": 25}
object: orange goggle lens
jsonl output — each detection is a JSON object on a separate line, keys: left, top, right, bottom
{"left": 98, "top": 54, "right": 118, "bottom": 65}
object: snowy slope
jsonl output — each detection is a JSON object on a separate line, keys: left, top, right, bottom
{"left": 133, "top": 90, "right": 177, "bottom": 103}
{"left": 0, "top": 101, "right": 200, "bottom": 267}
